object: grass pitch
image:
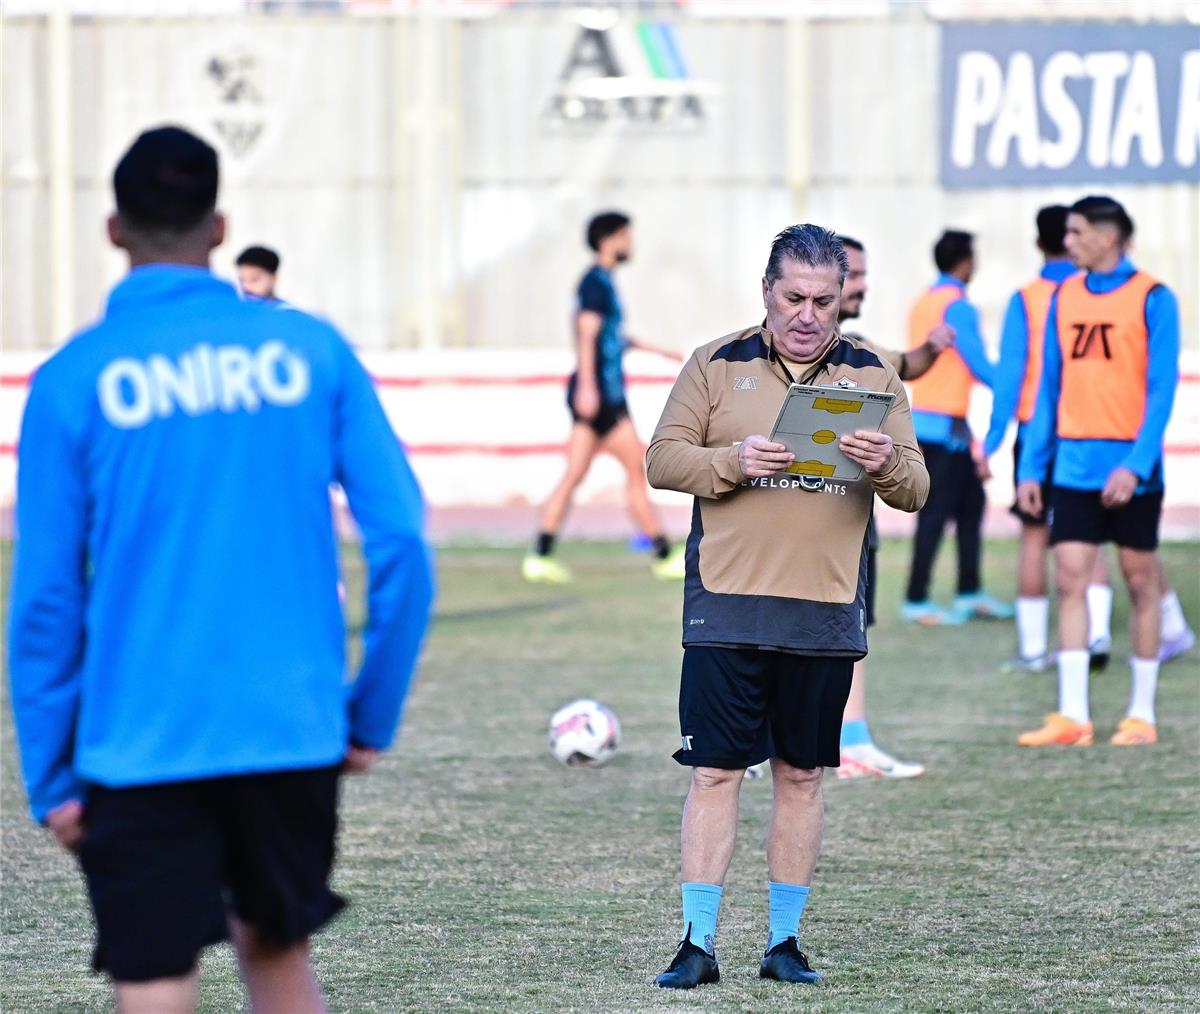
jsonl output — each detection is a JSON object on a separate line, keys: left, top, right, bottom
{"left": 2, "top": 538, "right": 1198, "bottom": 1012}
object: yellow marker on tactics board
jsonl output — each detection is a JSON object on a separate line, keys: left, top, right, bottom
{"left": 812, "top": 397, "right": 863, "bottom": 414}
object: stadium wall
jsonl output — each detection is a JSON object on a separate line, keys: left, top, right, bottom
{"left": 2, "top": 7, "right": 1197, "bottom": 537}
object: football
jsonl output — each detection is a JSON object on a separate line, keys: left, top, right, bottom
{"left": 548, "top": 699, "right": 622, "bottom": 767}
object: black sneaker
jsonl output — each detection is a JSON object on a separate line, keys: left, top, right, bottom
{"left": 654, "top": 925, "right": 719, "bottom": 989}
{"left": 1089, "top": 637, "right": 1111, "bottom": 673}
{"left": 759, "top": 937, "right": 823, "bottom": 984}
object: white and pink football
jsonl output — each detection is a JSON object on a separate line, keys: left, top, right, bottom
{"left": 548, "top": 699, "right": 621, "bottom": 767}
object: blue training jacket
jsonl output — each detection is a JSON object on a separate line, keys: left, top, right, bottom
{"left": 982, "top": 259, "right": 1077, "bottom": 458}
{"left": 1018, "top": 256, "right": 1180, "bottom": 494}
{"left": 8, "top": 265, "right": 436, "bottom": 822}
{"left": 911, "top": 273, "right": 995, "bottom": 450}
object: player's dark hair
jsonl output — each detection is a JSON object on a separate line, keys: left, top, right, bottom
{"left": 586, "top": 211, "right": 631, "bottom": 252}
{"left": 836, "top": 234, "right": 865, "bottom": 253}
{"left": 113, "top": 126, "right": 219, "bottom": 235}
{"left": 1035, "top": 206, "right": 1069, "bottom": 255}
{"left": 933, "top": 230, "right": 974, "bottom": 273}
{"left": 236, "top": 245, "right": 280, "bottom": 273}
{"left": 1069, "top": 195, "right": 1135, "bottom": 242}
{"left": 765, "top": 224, "right": 849, "bottom": 286}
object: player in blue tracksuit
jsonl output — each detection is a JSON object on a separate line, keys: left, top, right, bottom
{"left": 982, "top": 206, "right": 1077, "bottom": 670}
{"left": 7, "top": 127, "right": 434, "bottom": 1013}
{"left": 1017, "top": 195, "right": 1181, "bottom": 749}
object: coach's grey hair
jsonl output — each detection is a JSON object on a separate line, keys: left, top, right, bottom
{"left": 764, "top": 224, "right": 849, "bottom": 287}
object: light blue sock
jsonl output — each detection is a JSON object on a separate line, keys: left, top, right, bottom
{"left": 681, "top": 882, "right": 723, "bottom": 954}
{"left": 841, "top": 718, "right": 872, "bottom": 749}
{"left": 768, "top": 881, "right": 810, "bottom": 949}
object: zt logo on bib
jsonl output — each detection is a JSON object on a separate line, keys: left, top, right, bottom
{"left": 1070, "top": 322, "right": 1114, "bottom": 360}
{"left": 733, "top": 376, "right": 757, "bottom": 390}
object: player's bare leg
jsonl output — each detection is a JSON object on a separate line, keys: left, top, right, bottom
{"left": 1010, "top": 521, "right": 1052, "bottom": 671}
{"left": 114, "top": 971, "right": 199, "bottom": 1014}
{"left": 524, "top": 423, "right": 601, "bottom": 583}
{"left": 1020, "top": 541, "right": 1098, "bottom": 746}
{"left": 602, "top": 417, "right": 661, "bottom": 540}
{"left": 1111, "top": 548, "right": 1163, "bottom": 745}
{"left": 1085, "top": 549, "right": 1114, "bottom": 670}
{"left": 231, "top": 919, "right": 326, "bottom": 1014}
{"left": 603, "top": 417, "right": 683, "bottom": 579}
{"left": 838, "top": 662, "right": 925, "bottom": 779}
{"left": 538, "top": 422, "right": 601, "bottom": 535}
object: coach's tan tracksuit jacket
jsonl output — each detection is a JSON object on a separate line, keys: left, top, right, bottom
{"left": 647, "top": 325, "right": 929, "bottom": 657}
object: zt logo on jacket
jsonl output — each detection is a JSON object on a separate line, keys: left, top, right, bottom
{"left": 1070, "top": 322, "right": 1114, "bottom": 360}
{"left": 733, "top": 376, "right": 757, "bottom": 390}
{"left": 98, "top": 341, "right": 311, "bottom": 429}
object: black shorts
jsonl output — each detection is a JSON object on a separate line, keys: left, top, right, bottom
{"left": 674, "top": 646, "right": 853, "bottom": 770}
{"left": 566, "top": 376, "right": 629, "bottom": 437}
{"left": 1048, "top": 486, "right": 1162, "bottom": 551}
{"left": 79, "top": 765, "right": 345, "bottom": 982}
{"left": 1010, "top": 434, "right": 1053, "bottom": 526}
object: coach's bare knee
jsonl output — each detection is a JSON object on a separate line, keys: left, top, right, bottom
{"left": 690, "top": 766, "right": 743, "bottom": 794}
{"left": 770, "top": 759, "right": 822, "bottom": 798}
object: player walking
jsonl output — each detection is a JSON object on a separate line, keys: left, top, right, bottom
{"left": 901, "top": 230, "right": 1011, "bottom": 625}
{"left": 7, "top": 127, "right": 435, "bottom": 1013}
{"left": 523, "top": 211, "right": 684, "bottom": 583}
{"left": 1017, "top": 196, "right": 1179, "bottom": 747}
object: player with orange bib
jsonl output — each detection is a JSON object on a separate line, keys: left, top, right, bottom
{"left": 983, "top": 206, "right": 1077, "bottom": 670}
{"left": 1016, "top": 196, "right": 1180, "bottom": 748}
{"left": 901, "top": 231, "right": 1010, "bottom": 625}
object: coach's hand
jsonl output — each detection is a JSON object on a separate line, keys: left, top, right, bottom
{"left": 841, "top": 429, "right": 894, "bottom": 475}
{"left": 343, "top": 746, "right": 382, "bottom": 775}
{"left": 46, "top": 799, "right": 85, "bottom": 854}
{"left": 738, "top": 435, "right": 794, "bottom": 477}
{"left": 1101, "top": 467, "right": 1139, "bottom": 509}
{"left": 1017, "top": 479, "right": 1043, "bottom": 518}
{"left": 572, "top": 383, "right": 600, "bottom": 421}
{"left": 926, "top": 322, "right": 956, "bottom": 353}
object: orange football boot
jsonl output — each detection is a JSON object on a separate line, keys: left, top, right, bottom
{"left": 1017, "top": 713, "right": 1094, "bottom": 747}
{"left": 1110, "top": 717, "right": 1158, "bottom": 746}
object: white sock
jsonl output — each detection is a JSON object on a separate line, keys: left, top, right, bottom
{"left": 1057, "top": 650, "right": 1090, "bottom": 724}
{"left": 1016, "top": 596, "right": 1049, "bottom": 659}
{"left": 1161, "top": 591, "right": 1188, "bottom": 641}
{"left": 1127, "top": 657, "right": 1159, "bottom": 724}
{"left": 1086, "top": 584, "right": 1113, "bottom": 645}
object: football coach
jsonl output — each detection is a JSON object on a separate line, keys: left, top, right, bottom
{"left": 645, "top": 224, "right": 928, "bottom": 989}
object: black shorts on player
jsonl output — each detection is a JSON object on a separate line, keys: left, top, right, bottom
{"left": 1048, "top": 486, "right": 1162, "bottom": 551}
{"left": 1010, "top": 434, "right": 1053, "bottom": 526}
{"left": 80, "top": 765, "right": 344, "bottom": 982}
{"left": 565, "top": 376, "right": 629, "bottom": 438}
{"left": 674, "top": 646, "right": 854, "bottom": 770}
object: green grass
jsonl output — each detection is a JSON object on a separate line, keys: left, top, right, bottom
{"left": 2, "top": 538, "right": 1198, "bottom": 1012}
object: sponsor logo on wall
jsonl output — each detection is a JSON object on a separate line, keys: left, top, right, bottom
{"left": 545, "top": 10, "right": 712, "bottom": 126}
{"left": 941, "top": 22, "right": 1200, "bottom": 185}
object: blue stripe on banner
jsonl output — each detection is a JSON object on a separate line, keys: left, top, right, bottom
{"left": 656, "top": 22, "right": 689, "bottom": 79}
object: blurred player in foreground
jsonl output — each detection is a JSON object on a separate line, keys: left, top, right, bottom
{"left": 1017, "top": 196, "right": 1179, "bottom": 747}
{"left": 523, "top": 211, "right": 685, "bottom": 584}
{"left": 236, "top": 243, "right": 282, "bottom": 302}
{"left": 901, "top": 230, "right": 1011, "bottom": 626}
{"left": 983, "top": 206, "right": 1078, "bottom": 671}
{"left": 646, "top": 225, "right": 928, "bottom": 988}
{"left": 7, "top": 126, "right": 435, "bottom": 1013}
{"left": 834, "top": 235, "right": 953, "bottom": 779}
